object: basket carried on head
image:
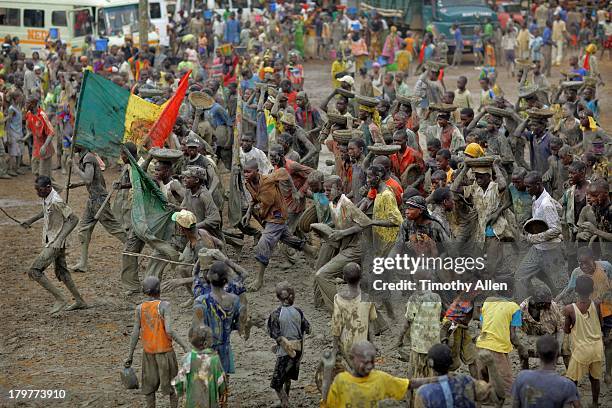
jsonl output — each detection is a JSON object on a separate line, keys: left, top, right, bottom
{"left": 464, "top": 156, "right": 495, "bottom": 168}
{"left": 188, "top": 91, "right": 214, "bottom": 110}
{"left": 526, "top": 108, "right": 554, "bottom": 120}
{"left": 149, "top": 147, "right": 184, "bottom": 162}
{"left": 561, "top": 81, "right": 583, "bottom": 90}
{"left": 332, "top": 129, "right": 361, "bottom": 145}
{"left": 327, "top": 113, "right": 350, "bottom": 126}
{"left": 514, "top": 58, "right": 533, "bottom": 67}
{"left": 336, "top": 88, "right": 355, "bottom": 99}
{"left": 485, "top": 106, "right": 513, "bottom": 118}
{"left": 355, "top": 95, "right": 377, "bottom": 107}
{"left": 397, "top": 95, "right": 420, "bottom": 105}
{"left": 368, "top": 143, "right": 401, "bottom": 156}
{"left": 429, "top": 103, "right": 457, "bottom": 113}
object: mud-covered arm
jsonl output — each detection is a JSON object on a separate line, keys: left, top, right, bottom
{"left": 126, "top": 305, "right": 141, "bottom": 364}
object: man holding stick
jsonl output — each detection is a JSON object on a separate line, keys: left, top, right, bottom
{"left": 19, "top": 176, "right": 87, "bottom": 313}
{"left": 68, "top": 145, "right": 127, "bottom": 273}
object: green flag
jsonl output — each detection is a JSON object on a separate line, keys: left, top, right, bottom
{"left": 127, "top": 153, "right": 174, "bottom": 242}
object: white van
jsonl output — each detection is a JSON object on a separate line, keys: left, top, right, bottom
{"left": 0, "top": 0, "right": 168, "bottom": 56}
{"left": 98, "top": 0, "right": 169, "bottom": 48}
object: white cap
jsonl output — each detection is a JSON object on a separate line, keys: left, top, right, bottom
{"left": 338, "top": 75, "right": 355, "bottom": 86}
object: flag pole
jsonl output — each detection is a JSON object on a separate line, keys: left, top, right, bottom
{"left": 227, "top": 62, "right": 243, "bottom": 227}
{"left": 64, "top": 70, "right": 89, "bottom": 204}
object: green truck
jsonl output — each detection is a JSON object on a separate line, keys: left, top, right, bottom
{"left": 361, "top": 0, "right": 498, "bottom": 50}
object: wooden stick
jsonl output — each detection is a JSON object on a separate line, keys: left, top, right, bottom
{"left": 94, "top": 167, "right": 128, "bottom": 220}
{"left": 0, "top": 207, "right": 21, "bottom": 224}
{"left": 65, "top": 71, "right": 89, "bottom": 204}
{"left": 122, "top": 251, "right": 194, "bottom": 267}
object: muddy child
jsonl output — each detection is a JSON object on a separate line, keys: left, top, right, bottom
{"left": 267, "top": 281, "right": 311, "bottom": 408}
{"left": 20, "top": 175, "right": 87, "bottom": 314}
{"left": 172, "top": 324, "right": 227, "bottom": 408}
{"left": 125, "top": 276, "right": 190, "bottom": 408}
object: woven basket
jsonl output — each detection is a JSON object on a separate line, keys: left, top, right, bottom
{"left": 429, "top": 103, "right": 457, "bottom": 113}
{"left": 464, "top": 156, "right": 495, "bottom": 168}
{"left": 397, "top": 95, "right": 419, "bottom": 105}
{"left": 332, "top": 129, "right": 354, "bottom": 144}
{"left": 527, "top": 108, "right": 554, "bottom": 119}
{"left": 561, "top": 81, "right": 583, "bottom": 89}
{"left": 368, "top": 143, "right": 401, "bottom": 156}
{"left": 328, "top": 113, "right": 348, "bottom": 125}
{"left": 355, "top": 95, "right": 378, "bottom": 107}
{"left": 486, "top": 106, "right": 512, "bottom": 118}
{"left": 297, "top": 206, "right": 318, "bottom": 233}
{"left": 336, "top": 88, "right": 355, "bottom": 98}
{"left": 149, "top": 147, "right": 184, "bottom": 162}
{"left": 188, "top": 92, "right": 214, "bottom": 110}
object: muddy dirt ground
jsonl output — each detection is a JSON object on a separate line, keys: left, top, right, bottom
{"left": 1, "top": 57, "right": 611, "bottom": 407}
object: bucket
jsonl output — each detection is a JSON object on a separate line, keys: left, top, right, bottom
{"left": 95, "top": 38, "right": 108, "bottom": 52}
{"left": 329, "top": 50, "right": 336, "bottom": 60}
{"left": 120, "top": 366, "right": 139, "bottom": 389}
{"left": 49, "top": 28, "right": 59, "bottom": 40}
{"left": 203, "top": 10, "right": 212, "bottom": 19}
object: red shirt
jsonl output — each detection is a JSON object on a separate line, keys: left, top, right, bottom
{"left": 385, "top": 177, "right": 404, "bottom": 206}
{"left": 390, "top": 146, "right": 422, "bottom": 178}
{"left": 285, "top": 91, "right": 298, "bottom": 111}
{"left": 26, "top": 108, "right": 54, "bottom": 159}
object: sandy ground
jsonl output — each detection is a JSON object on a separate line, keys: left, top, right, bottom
{"left": 1, "top": 57, "right": 611, "bottom": 407}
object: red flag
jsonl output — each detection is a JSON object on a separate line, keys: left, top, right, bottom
{"left": 148, "top": 70, "right": 191, "bottom": 147}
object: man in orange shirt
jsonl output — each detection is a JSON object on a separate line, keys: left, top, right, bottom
{"left": 125, "top": 277, "right": 189, "bottom": 408}
{"left": 389, "top": 130, "right": 424, "bottom": 190}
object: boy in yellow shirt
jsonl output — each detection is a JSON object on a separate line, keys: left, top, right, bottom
{"left": 322, "top": 340, "right": 434, "bottom": 407}
{"left": 475, "top": 283, "right": 528, "bottom": 403}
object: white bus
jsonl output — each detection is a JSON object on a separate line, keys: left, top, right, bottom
{"left": 0, "top": 0, "right": 169, "bottom": 56}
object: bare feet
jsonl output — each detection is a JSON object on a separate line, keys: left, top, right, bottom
{"left": 50, "top": 299, "right": 68, "bottom": 314}
{"left": 180, "top": 298, "right": 194, "bottom": 308}
{"left": 70, "top": 263, "right": 87, "bottom": 273}
{"left": 65, "top": 300, "right": 88, "bottom": 311}
{"left": 247, "top": 280, "right": 263, "bottom": 292}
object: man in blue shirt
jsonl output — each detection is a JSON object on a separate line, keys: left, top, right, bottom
{"left": 512, "top": 335, "right": 580, "bottom": 408}
{"left": 542, "top": 20, "right": 553, "bottom": 77}
{"left": 206, "top": 99, "right": 233, "bottom": 170}
{"left": 223, "top": 12, "right": 241, "bottom": 45}
{"left": 451, "top": 24, "right": 463, "bottom": 67}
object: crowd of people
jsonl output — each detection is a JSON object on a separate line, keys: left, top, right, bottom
{"left": 1, "top": 0, "right": 612, "bottom": 407}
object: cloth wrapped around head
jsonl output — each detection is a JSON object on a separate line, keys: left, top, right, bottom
{"left": 359, "top": 104, "right": 382, "bottom": 128}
